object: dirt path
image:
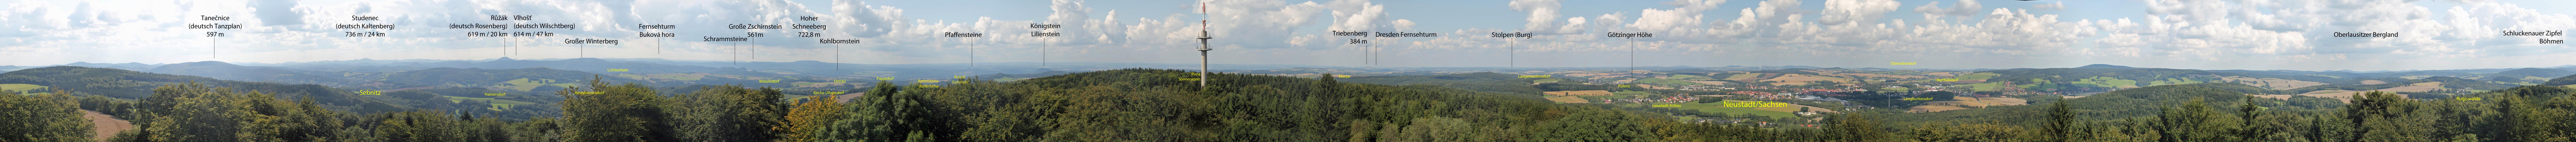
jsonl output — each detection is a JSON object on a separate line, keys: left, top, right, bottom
{"left": 83, "top": 109, "right": 131, "bottom": 141}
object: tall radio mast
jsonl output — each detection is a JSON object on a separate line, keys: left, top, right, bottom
{"left": 1196, "top": 2, "right": 1214, "bottom": 87}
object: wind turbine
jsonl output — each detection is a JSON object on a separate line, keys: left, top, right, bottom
{"left": 1196, "top": 2, "right": 1214, "bottom": 87}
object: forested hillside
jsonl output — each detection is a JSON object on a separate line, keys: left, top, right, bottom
{"left": 1873, "top": 83, "right": 2576, "bottom": 142}
{"left": 0, "top": 66, "right": 412, "bottom": 113}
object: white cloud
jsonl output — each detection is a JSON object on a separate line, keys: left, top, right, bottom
{"left": 832, "top": 0, "right": 907, "bottom": 38}
{"left": 1817, "top": 0, "right": 1895, "bottom": 25}
{"left": 1911, "top": 0, "right": 1980, "bottom": 19}
{"left": 1508, "top": 0, "right": 1582, "bottom": 34}
{"left": 249, "top": 0, "right": 304, "bottom": 26}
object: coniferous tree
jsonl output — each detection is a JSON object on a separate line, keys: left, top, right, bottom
{"left": 1825, "top": 111, "right": 1891, "bottom": 142}
{"left": 2237, "top": 97, "right": 2268, "bottom": 141}
{"left": 2047, "top": 101, "right": 2075, "bottom": 142}
{"left": 2153, "top": 97, "right": 2238, "bottom": 142}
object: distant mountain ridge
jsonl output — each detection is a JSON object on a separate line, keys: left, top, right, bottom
{"left": 55, "top": 62, "right": 159, "bottom": 70}
{"left": 143, "top": 61, "right": 367, "bottom": 86}
{"left": 2489, "top": 68, "right": 2576, "bottom": 79}
{"left": 2074, "top": 64, "right": 2140, "bottom": 69}
{"left": 382, "top": 67, "right": 645, "bottom": 89}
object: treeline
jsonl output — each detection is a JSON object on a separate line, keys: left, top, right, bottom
{"left": 1869, "top": 83, "right": 2576, "bottom": 142}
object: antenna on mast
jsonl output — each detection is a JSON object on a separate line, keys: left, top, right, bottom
{"left": 1196, "top": 2, "right": 1214, "bottom": 87}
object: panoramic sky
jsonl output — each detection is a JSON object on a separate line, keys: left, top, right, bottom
{"left": 1, "top": 0, "right": 2572, "bottom": 71}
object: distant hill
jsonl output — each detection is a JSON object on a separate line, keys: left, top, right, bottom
{"left": 2488, "top": 68, "right": 2576, "bottom": 80}
{"left": 1655, "top": 68, "right": 1726, "bottom": 74}
{"left": 2545, "top": 74, "right": 2576, "bottom": 86}
{"left": 465, "top": 58, "right": 758, "bottom": 74}
{"left": 0, "top": 66, "right": 410, "bottom": 113}
{"left": 143, "top": 61, "right": 366, "bottom": 86}
{"left": 1342, "top": 72, "right": 1557, "bottom": 93}
{"left": 55, "top": 62, "right": 159, "bottom": 70}
{"left": 381, "top": 67, "right": 645, "bottom": 89}
{"left": 2073, "top": 64, "right": 2139, "bottom": 69}
{"left": 1973, "top": 68, "right": 2355, "bottom": 93}
{"left": 975, "top": 70, "right": 1077, "bottom": 78}
{"left": 2285, "top": 76, "right": 2517, "bottom": 94}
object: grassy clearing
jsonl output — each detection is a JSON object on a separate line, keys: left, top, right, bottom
{"left": 0, "top": 84, "right": 48, "bottom": 92}
{"left": 1532, "top": 78, "right": 1566, "bottom": 84}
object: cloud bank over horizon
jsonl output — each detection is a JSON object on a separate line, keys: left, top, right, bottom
{"left": 0, "top": 0, "right": 2570, "bottom": 71}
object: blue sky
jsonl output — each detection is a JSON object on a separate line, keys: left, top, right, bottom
{"left": 0, "top": 0, "right": 2571, "bottom": 71}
